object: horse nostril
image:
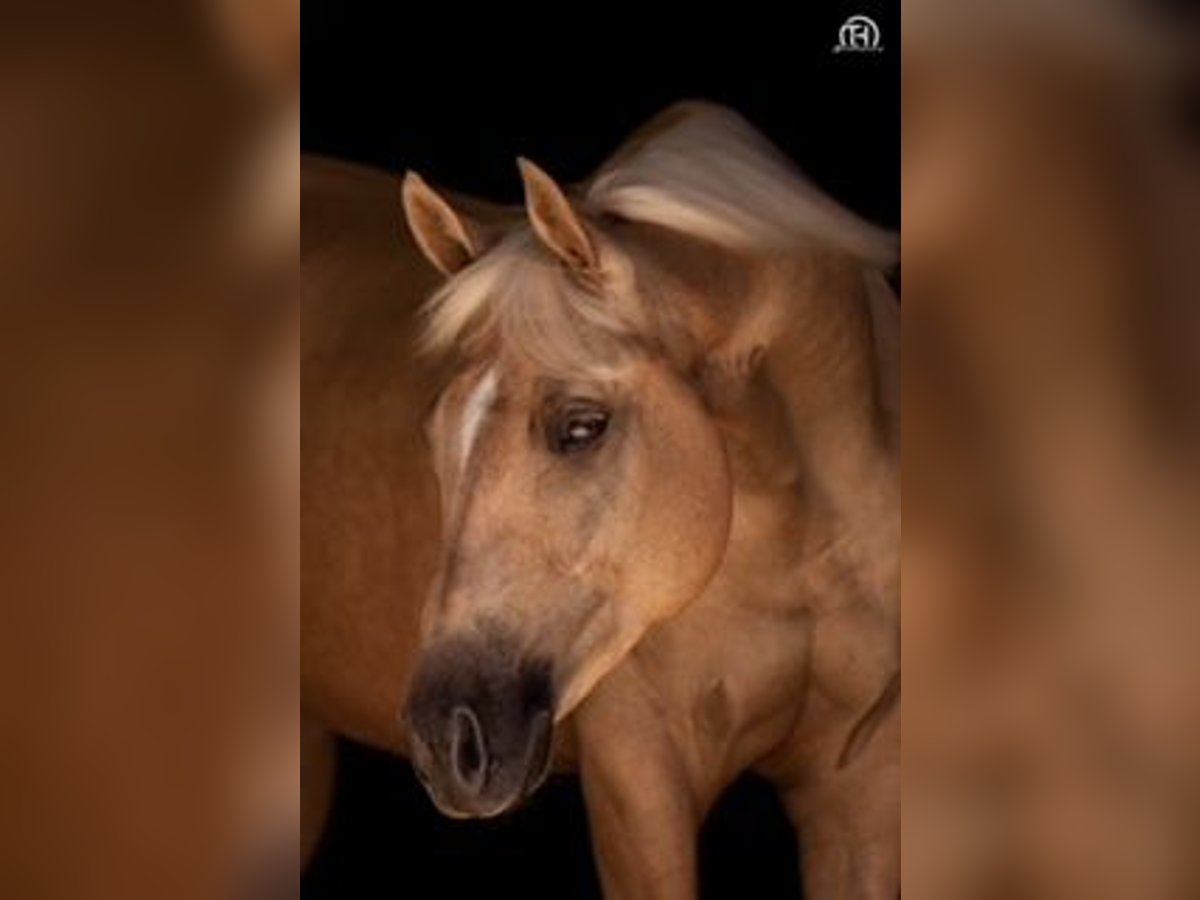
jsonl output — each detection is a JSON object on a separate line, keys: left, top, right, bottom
{"left": 449, "top": 704, "right": 487, "bottom": 794}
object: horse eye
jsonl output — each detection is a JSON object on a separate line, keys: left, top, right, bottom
{"left": 549, "top": 406, "right": 610, "bottom": 455}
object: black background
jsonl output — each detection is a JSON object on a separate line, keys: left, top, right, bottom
{"left": 302, "top": 3, "right": 897, "bottom": 897}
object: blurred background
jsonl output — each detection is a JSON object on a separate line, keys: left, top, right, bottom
{"left": 301, "top": 3, "right": 896, "bottom": 898}
{"left": 0, "top": 2, "right": 297, "bottom": 898}
{"left": 902, "top": 1, "right": 1200, "bottom": 897}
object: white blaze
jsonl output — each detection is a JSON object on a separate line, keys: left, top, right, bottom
{"left": 458, "top": 367, "right": 497, "bottom": 467}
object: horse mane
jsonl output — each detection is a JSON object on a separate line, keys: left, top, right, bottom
{"left": 419, "top": 102, "right": 896, "bottom": 374}
{"left": 584, "top": 102, "right": 897, "bottom": 266}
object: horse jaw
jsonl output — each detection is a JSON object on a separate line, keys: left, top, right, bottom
{"left": 553, "top": 613, "right": 644, "bottom": 723}
{"left": 551, "top": 588, "right": 704, "bottom": 723}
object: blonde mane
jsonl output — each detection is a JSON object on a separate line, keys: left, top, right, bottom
{"left": 585, "top": 103, "right": 897, "bottom": 265}
{"left": 419, "top": 102, "right": 896, "bottom": 373}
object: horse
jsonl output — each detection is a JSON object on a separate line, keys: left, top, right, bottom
{"left": 302, "top": 101, "right": 899, "bottom": 899}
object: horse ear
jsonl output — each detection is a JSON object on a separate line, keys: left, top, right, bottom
{"left": 517, "top": 158, "right": 599, "bottom": 273}
{"left": 402, "top": 172, "right": 484, "bottom": 276}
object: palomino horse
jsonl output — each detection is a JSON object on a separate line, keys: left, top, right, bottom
{"left": 302, "top": 102, "right": 899, "bottom": 898}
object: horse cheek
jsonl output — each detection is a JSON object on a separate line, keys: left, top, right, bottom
{"left": 632, "top": 367, "right": 733, "bottom": 622}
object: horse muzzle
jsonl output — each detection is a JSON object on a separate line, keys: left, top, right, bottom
{"left": 404, "top": 635, "right": 555, "bottom": 818}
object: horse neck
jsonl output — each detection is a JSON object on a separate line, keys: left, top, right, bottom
{"left": 714, "top": 250, "right": 899, "bottom": 614}
{"left": 625, "top": 224, "right": 898, "bottom": 609}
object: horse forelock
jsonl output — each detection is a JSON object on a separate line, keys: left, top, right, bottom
{"left": 419, "top": 228, "right": 651, "bottom": 380}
